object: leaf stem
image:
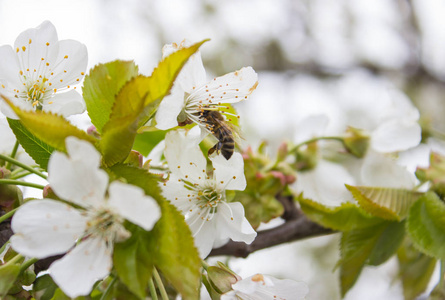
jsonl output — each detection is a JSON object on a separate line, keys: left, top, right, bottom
{"left": 100, "top": 276, "right": 117, "bottom": 300}
{"left": 288, "top": 136, "right": 345, "bottom": 154}
{"left": 202, "top": 260, "right": 210, "bottom": 271}
{"left": 153, "top": 268, "right": 169, "bottom": 300}
{"left": 0, "top": 207, "right": 18, "bottom": 224}
{"left": 148, "top": 277, "right": 159, "bottom": 300}
{"left": 0, "top": 153, "right": 47, "bottom": 179}
{"left": 5, "top": 140, "right": 20, "bottom": 170}
{"left": 19, "top": 257, "right": 38, "bottom": 274}
{"left": 0, "top": 179, "right": 45, "bottom": 190}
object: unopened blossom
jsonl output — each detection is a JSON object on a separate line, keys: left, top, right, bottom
{"left": 155, "top": 40, "right": 258, "bottom": 139}
{"left": 221, "top": 273, "right": 309, "bottom": 300}
{"left": 0, "top": 21, "right": 88, "bottom": 118}
{"left": 160, "top": 129, "right": 256, "bottom": 258}
{"left": 10, "top": 137, "right": 161, "bottom": 298}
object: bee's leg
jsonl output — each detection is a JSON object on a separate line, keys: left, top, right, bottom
{"left": 208, "top": 142, "right": 222, "bottom": 156}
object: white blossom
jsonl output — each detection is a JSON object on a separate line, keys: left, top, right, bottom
{"left": 0, "top": 21, "right": 88, "bottom": 119}
{"left": 160, "top": 129, "right": 256, "bottom": 258}
{"left": 155, "top": 40, "right": 258, "bottom": 138}
{"left": 221, "top": 273, "right": 309, "bottom": 300}
{"left": 10, "top": 137, "right": 161, "bottom": 298}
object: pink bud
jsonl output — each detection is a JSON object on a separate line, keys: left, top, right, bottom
{"left": 270, "top": 171, "right": 286, "bottom": 186}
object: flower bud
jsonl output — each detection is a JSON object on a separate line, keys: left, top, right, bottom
{"left": 343, "top": 127, "right": 370, "bottom": 158}
{"left": 124, "top": 150, "right": 143, "bottom": 168}
{"left": 207, "top": 262, "right": 241, "bottom": 294}
{"left": 0, "top": 167, "right": 11, "bottom": 179}
{"left": 87, "top": 125, "right": 100, "bottom": 138}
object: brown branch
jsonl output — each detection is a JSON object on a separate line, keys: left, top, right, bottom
{"left": 209, "top": 195, "right": 335, "bottom": 258}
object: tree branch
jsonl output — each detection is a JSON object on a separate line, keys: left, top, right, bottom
{"left": 209, "top": 195, "right": 335, "bottom": 258}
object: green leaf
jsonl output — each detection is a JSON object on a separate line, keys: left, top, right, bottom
{"left": 109, "top": 164, "right": 162, "bottom": 200}
{"left": 7, "top": 119, "right": 55, "bottom": 170}
{"left": 397, "top": 239, "right": 437, "bottom": 300}
{"left": 83, "top": 60, "right": 139, "bottom": 133}
{"left": 346, "top": 185, "right": 423, "bottom": 221}
{"left": 113, "top": 225, "right": 153, "bottom": 299}
{"left": 32, "top": 274, "right": 58, "bottom": 300}
{"left": 99, "top": 40, "right": 208, "bottom": 167}
{"left": 0, "top": 263, "right": 20, "bottom": 296}
{"left": 367, "top": 221, "right": 405, "bottom": 265}
{"left": 406, "top": 192, "right": 445, "bottom": 260}
{"left": 149, "top": 201, "right": 201, "bottom": 300}
{"left": 298, "top": 195, "right": 384, "bottom": 231}
{"left": 137, "top": 39, "right": 209, "bottom": 127}
{"left": 133, "top": 130, "right": 167, "bottom": 157}
{"left": 339, "top": 221, "right": 403, "bottom": 296}
{"left": 2, "top": 96, "right": 96, "bottom": 152}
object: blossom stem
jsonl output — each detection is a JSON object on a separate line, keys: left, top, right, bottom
{"left": 5, "top": 253, "right": 24, "bottom": 265}
{"left": 201, "top": 260, "right": 210, "bottom": 271}
{"left": 288, "top": 136, "right": 345, "bottom": 154}
{"left": 5, "top": 140, "right": 20, "bottom": 170}
{"left": 100, "top": 276, "right": 117, "bottom": 300}
{"left": 9, "top": 170, "right": 33, "bottom": 180}
{"left": 153, "top": 268, "right": 169, "bottom": 300}
{"left": 0, "top": 179, "right": 45, "bottom": 190}
{"left": 148, "top": 277, "right": 159, "bottom": 300}
{"left": 0, "top": 153, "right": 47, "bottom": 179}
{"left": 0, "top": 208, "right": 18, "bottom": 224}
{"left": 19, "top": 257, "right": 38, "bottom": 274}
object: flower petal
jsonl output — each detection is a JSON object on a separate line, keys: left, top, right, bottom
{"left": 155, "top": 85, "right": 185, "bottom": 130}
{"left": 215, "top": 202, "right": 256, "bottom": 245}
{"left": 295, "top": 160, "right": 355, "bottom": 206}
{"left": 0, "top": 45, "right": 21, "bottom": 87}
{"left": 14, "top": 21, "right": 59, "bottom": 77}
{"left": 42, "top": 89, "right": 86, "bottom": 116}
{"left": 371, "top": 119, "right": 421, "bottom": 153}
{"left": 229, "top": 274, "right": 309, "bottom": 300}
{"left": 48, "top": 138, "right": 108, "bottom": 208}
{"left": 360, "top": 151, "right": 416, "bottom": 189}
{"left": 189, "top": 67, "right": 258, "bottom": 105}
{"left": 49, "top": 237, "right": 112, "bottom": 298}
{"left": 10, "top": 199, "right": 87, "bottom": 258}
{"left": 48, "top": 39, "right": 88, "bottom": 88}
{"left": 162, "top": 41, "right": 206, "bottom": 92}
{"left": 164, "top": 129, "right": 207, "bottom": 184}
{"left": 211, "top": 152, "right": 246, "bottom": 191}
{"left": 108, "top": 181, "right": 161, "bottom": 231}
{"left": 187, "top": 209, "right": 216, "bottom": 258}
{"left": 161, "top": 174, "right": 197, "bottom": 214}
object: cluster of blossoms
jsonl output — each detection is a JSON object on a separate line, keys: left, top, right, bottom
{"left": 0, "top": 22, "right": 309, "bottom": 299}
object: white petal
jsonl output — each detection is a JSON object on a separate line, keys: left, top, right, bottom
{"left": 162, "top": 41, "right": 206, "bottom": 91}
{"left": 108, "top": 181, "right": 161, "bottom": 231}
{"left": 161, "top": 174, "right": 198, "bottom": 214}
{"left": 42, "top": 89, "right": 86, "bottom": 117}
{"left": 360, "top": 151, "right": 416, "bottom": 189}
{"left": 65, "top": 136, "right": 101, "bottom": 166}
{"left": 155, "top": 85, "right": 185, "bottom": 130}
{"left": 215, "top": 202, "right": 256, "bottom": 245}
{"left": 295, "top": 160, "right": 355, "bottom": 206}
{"left": 14, "top": 21, "right": 59, "bottom": 76}
{"left": 188, "top": 67, "right": 258, "bottom": 105}
{"left": 231, "top": 274, "right": 309, "bottom": 300}
{"left": 49, "top": 237, "right": 112, "bottom": 298}
{"left": 187, "top": 209, "right": 216, "bottom": 258}
{"left": 211, "top": 152, "right": 246, "bottom": 191}
{"left": 164, "top": 129, "right": 207, "bottom": 184}
{"left": 371, "top": 119, "right": 421, "bottom": 153}
{"left": 10, "top": 199, "right": 87, "bottom": 259}
{"left": 293, "top": 114, "right": 329, "bottom": 144}
{"left": 48, "top": 39, "right": 88, "bottom": 87}
{"left": 48, "top": 139, "right": 108, "bottom": 208}
{"left": 0, "top": 45, "right": 21, "bottom": 87}
{"left": 0, "top": 117, "right": 17, "bottom": 154}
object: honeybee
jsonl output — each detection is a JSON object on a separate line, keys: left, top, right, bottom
{"left": 199, "top": 110, "right": 235, "bottom": 160}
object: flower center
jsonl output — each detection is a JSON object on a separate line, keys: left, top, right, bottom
{"left": 85, "top": 208, "right": 130, "bottom": 243}
{"left": 20, "top": 77, "right": 51, "bottom": 110}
